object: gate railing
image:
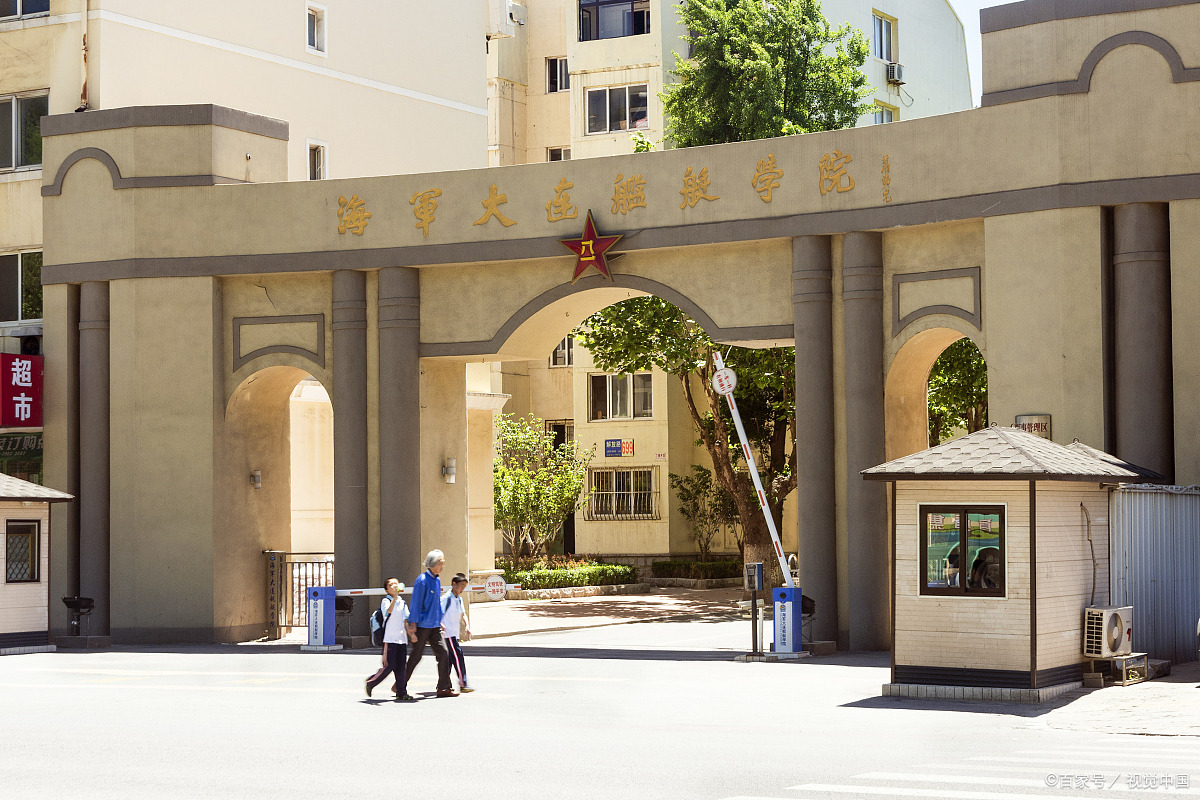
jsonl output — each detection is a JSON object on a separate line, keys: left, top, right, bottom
{"left": 265, "top": 551, "right": 334, "bottom": 638}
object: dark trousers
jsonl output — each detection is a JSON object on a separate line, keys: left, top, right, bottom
{"left": 446, "top": 636, "right": 468, "bottom": 687}
{"left": 405, "top": 626, "right": 452, "bottom": 692}
{"left": 366, "top": 641, "right": 408, "bottom": 696}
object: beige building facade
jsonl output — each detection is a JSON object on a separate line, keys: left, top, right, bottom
{"left": 38, "top": 0, "right": 1200, "bottom": 654}
{"left": 487, "top": 0, "right": 972, "bottom": 166}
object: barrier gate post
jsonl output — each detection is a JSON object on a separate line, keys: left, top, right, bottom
{"left": 301, "top": 586, "right": 342, "bottom": 651}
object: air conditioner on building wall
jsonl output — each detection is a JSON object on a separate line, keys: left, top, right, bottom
{"left": 1083, "top": 606, "right": 1133, "bottom": 657}
{"left": 886, "top": 62, "right": 905, "bottom": 85}
{"left": 487, "top": 0, "right": 516, "bottom": 39}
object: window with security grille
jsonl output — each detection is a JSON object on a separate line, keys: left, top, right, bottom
{"left": 588, "top": 467, "right": 657, "bottom": 520}
{"left": 5, "top": 520, "right": 38, "bottom": 582}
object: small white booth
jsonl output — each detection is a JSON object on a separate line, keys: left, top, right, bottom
{"left": 0, "top": 474, "right": 72, "bottom": 655}
{"left": 863, "top": 427, "right": 1160, "bottom": 701}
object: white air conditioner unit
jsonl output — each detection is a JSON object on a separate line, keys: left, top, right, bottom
{"left": 1083, "top": 606, "right": 1133, "bottom": 657}
{"left": 886, "top": 62, "right": 905, "bottom": 85}
{"left": 487, "top": 0, "right": 516, "bottom": 39}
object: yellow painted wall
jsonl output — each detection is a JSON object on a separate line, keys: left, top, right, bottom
{"left": 1170, "top": 199, "right": 1200, "bottom": 485}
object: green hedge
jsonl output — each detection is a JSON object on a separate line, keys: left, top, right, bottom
{"left": 503, "top": 563, "right": 638, "bottom": 590}
{"left": 650, "top": 559, "right": 742, "bottom": 580}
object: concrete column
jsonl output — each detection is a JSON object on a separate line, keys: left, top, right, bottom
{"left": 378, "top": 267, "right": 422, "bottom": 582}
{"left": 77, "top": 281, "right": 111, "bottom": 643}
{"left": 792, "top": 235, "right": 837, "bottom": 643}
{"left": 333, "top": 271, "right": 369, "bottom": 642}
{"left": 841, "top": 232, "right": 889, "bottom": 651}
{"left": 1113, "top": 203, "right": 1174, "bottom": 481}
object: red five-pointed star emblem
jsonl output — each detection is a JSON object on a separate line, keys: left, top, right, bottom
{"left": 560, "top": 210, "right": 623, "bottom": 284}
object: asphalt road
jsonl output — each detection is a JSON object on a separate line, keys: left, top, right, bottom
{"left": 2, "top": 618, "right": 1197, "bottom": 800}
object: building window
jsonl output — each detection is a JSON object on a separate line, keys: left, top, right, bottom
{"left": 589, "top": 373, "right": 652, "bottom": 420}
{"left": 550, "top": 335, "right": 574, "bottom": 367}
{"left": 919, "top": 505, "right": 1005, "bottom": 596}
{"left": 547, "top": 57, "right": 570, "bottom": 93}
{"left": 580, "top": 0, "right": 650, "bottom": 42}
{"left": 588, "top": 467, "right": 658, "bottom": 520}
{"left": 586, "top": 84, "right": 648, "bottom": 135}
{"left": 0, "top": 1, "right": 50, "bottom": 20}
{"left": 306, "top": 3, "right": 327, "bottom": 54}
{"left": 872, "top": 12, "right": 894, "bottom": 62}
{"left": 0, "top": 92, "right": 49, "bottom": 171}
{"left": 5, "top": 520, "right": 39, "bottom": 583}
{"left": 873, "top": 103, "right": 895, "bottom": 125}
{"left": 548, "top": 147, "right": 572, "bottom": 162}
{"left": 307, "top": 142, "right": 326, "bottom": 180}
{"left": 0, "top": 251, "right": 42, "bottom": 323}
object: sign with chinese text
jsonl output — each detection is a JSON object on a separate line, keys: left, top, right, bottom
{"left": 1, "top": 354, "right": 43, "bottom": 428}
{"left": 604, "top": 439, "right": 634, "bottom": 457}
{"left": 1015, "top": 414, "right": 1051, "bottom": 439}
{"left": 712, "top": 367, "right": 737, "bottom": 396}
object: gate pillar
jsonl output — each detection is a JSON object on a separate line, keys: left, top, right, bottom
{"left": 1113, "top": 203, "right": 1174, "bottom": 481}
{"left": 77, "top": 281, "right": 111, "bottom": 643}
{"left": 378, "top": 267, "right": 422, "bottom": 582}
{"left": 842, "top": 232, "right": 889, "bottom": 651}
{"left": 793, "top": 235, "right": 837, "bottom": 643}
{"left": 333, "top": 270, "right": 370, "bottom": 644}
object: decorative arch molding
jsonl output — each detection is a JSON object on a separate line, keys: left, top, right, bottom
{"left": 892, "top": 267, "right": 982, "bottom": 337}
{"left": 232, "top": 314, "right": 326, "bottom": 372}
{"left": 420, "top": 273, "right": 794, "bottom": 358}
{"left": 981, "top": 31, "right": 1200, "bottom": 107}
{"left": 41, "top": 146, "right": 250, "bottom": 197}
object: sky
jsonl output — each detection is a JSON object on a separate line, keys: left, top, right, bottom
{"left": 947, "top": 0, "right": 1002, "bottom": 106}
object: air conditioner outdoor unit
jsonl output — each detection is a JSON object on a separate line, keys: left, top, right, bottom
{"left": 487, "top": 0, "right": 516, "bottom": 39}
{"left": 886, "top": 62, "right": 905, "bottom": 85}
{"left": 1083, "top": 606, "right": 1133, "bottom": 657}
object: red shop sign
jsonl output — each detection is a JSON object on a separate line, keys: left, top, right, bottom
{"left": 1, "top": 354, "right": 43, "bottom": 428}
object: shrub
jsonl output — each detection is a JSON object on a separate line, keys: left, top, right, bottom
{"left": 650, "top": 559, "right": 742, "bottom": 580}
{"left": 503, "top": 563, "right": 638, "bottom": 589}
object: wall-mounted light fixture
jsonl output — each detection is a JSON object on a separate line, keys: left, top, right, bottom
{"left": 250, "top": 469, "right": 262, "bottom": 490}
{"left": 442, "top": 458, "right": 456, "bottom": 484}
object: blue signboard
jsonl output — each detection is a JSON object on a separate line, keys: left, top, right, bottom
{"left": 605, "top": 439, "right": 623, "bottom": 457}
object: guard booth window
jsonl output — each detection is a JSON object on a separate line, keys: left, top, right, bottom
{"left": 919, "top": 505, "right": 1005, "bottom": 596}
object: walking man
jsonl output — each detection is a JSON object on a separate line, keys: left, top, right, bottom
{"left": 405, "top": 550, "right": 456, "bottom": 697}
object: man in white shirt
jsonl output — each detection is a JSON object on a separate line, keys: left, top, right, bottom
{"left": 441, "top": 573, "right": 473, "bottom": 692}
{"left": 365, "top": 577, "right": 415, "bottom": 701}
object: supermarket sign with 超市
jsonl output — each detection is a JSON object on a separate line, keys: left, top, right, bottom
{"left": 0, "top": 354, "right": 43, "bottom": 428}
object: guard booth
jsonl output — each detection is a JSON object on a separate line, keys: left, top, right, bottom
{"left": 0, "top": 474, "right": 72, "bottom": 654}
{"left": 863, "top": 427, "right": 1161, "bottom": 700}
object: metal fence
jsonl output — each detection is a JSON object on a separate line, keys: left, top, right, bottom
{"left": 266, "top": 551, "right": 334, "bottom": 634}
{"left": 1109, "top": 484, "right": 1200, "bottom": 664}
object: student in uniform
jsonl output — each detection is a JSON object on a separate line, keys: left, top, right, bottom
{"left": 441, "top": 573, "right": 473, "bottom": 693}
{"left": 365, "top": 577, "right": 414, "bottom": 701}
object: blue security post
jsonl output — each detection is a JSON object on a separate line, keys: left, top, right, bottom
{"left": 303, "top": 586, "right": 341, "bottom": 651}
{"left": 772, "top": 587, "right": 803, "bottom": 656}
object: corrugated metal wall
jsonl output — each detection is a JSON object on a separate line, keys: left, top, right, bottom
{"left": 1110, "top": 484, "right": 1200, "bottom": 664}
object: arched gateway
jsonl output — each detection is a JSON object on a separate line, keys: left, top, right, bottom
{"left": 41, "top": 0, "right": 1200, "bottom": 649}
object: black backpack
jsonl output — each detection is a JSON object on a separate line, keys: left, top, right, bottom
{"left": 370, "top": 609, "right": 388, "bottom": 647}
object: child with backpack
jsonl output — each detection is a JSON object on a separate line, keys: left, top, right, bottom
{"left": 365, "top": 577, "right": 414, "bottom": 701}
{"left": 441, "top": 573, "right": 473, "bottom": 693}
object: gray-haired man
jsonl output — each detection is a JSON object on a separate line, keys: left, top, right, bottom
{"left": 404, "top": 549, "right": 456, "bottom": 697}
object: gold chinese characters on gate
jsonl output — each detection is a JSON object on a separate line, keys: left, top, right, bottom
{"left": 335, "top": 150, "right": 885, "bottom": 238}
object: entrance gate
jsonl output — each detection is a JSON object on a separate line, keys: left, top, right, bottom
{"left": 265, "top": 551, "right": 334, "bottom": 637}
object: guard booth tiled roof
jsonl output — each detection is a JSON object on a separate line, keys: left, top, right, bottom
{"left": 0, "top": 473, "right": 73, "bottom": 502}
{"left": 861, "top": 426, "right": 1164, "bottom": 483}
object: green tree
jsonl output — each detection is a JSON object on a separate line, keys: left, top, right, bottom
{"left": 664, "top": 0, "right": 872, "bottom": 148}
{"left": 578, "top": 298, "right": 795, "bottom": 584}
{"left": 927, "top": 338, "right": 988, "bottom": 446}
{"left": 494, "top": 414, "right": 595, "bottom": 566}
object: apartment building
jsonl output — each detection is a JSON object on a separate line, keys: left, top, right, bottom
{"left": 487, "top": 0, "right": 972, "bottom": 165}
{"left": 489, "top": 1, "right": 972, "bottom": 564}
{"left": 0, "top": 0, "right": 489, "bottom": 482}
